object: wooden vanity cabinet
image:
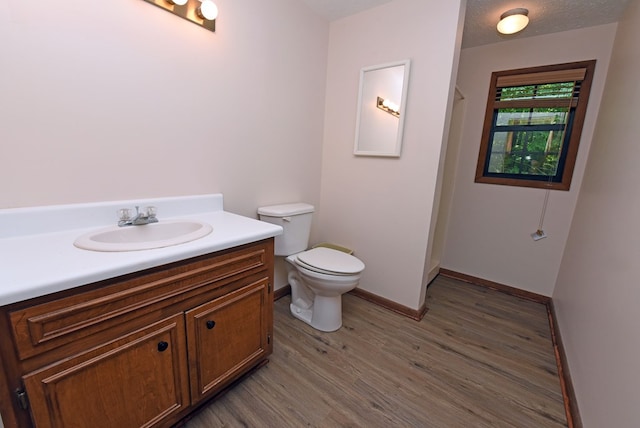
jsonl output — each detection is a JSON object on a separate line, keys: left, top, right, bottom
{"left": 23, "top": 314, "right": 190, "bottom": 428}
{"left": 0, "top": 239, "right": 274, "bottom": 428}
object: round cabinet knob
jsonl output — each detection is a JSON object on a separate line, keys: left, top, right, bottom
{"left": 206, "top": 320, "right": 216, "bottom": 330}
{"left": 157, "top": 341, "right": 169, "bottom": 352}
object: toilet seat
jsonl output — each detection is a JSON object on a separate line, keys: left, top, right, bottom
{"left": 295, "top": 247, "right": 365, "bottom": 276}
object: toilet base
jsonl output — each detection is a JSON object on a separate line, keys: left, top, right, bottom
{"left": 290, "top": 294, "right": 343, "bottom": 332}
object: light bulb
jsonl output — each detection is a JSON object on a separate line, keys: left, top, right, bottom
{"left": 197, "top": 0, "right": 219, "bottom": 21}
{"left": 167, "top": 0, "right": 188, "bottom": 5}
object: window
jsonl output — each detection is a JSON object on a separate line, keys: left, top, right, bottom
{"left": 475, "top": 60, "right": 596, "bottom": 190}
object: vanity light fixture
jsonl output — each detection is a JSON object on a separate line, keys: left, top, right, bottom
{"left": 377, "top": 97, "right": 400, "bottom": 117}
{"left": 497, "top": 8, "right": 529, "bottom": 35}
{"left": 142, "top": 0, "right": 218, "bottom": 33}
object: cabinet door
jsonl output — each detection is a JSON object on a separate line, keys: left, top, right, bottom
{"left": 186, "top": 277, "right": 269, "bottom": 403}
{"left": 23, "top": 314, "right": 190, "bottom": 428}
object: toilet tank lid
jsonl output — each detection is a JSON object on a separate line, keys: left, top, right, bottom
{"left": 258, "top": 203, "right": 314, "bottom": 217}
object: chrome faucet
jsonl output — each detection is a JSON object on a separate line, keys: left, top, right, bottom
{"left": 117, "top": 205, "right": 158, "bottom": 227}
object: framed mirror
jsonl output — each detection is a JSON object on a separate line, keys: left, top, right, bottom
{"left": 354, "top": 59, "right": 411, "bottom": 157}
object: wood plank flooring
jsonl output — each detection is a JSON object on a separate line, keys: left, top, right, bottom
{"left": 184, "top": 275, "right": 567, "bottom": 427}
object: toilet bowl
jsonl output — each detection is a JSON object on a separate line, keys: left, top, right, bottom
{"left": 286, "top": 247, "right": 364, "bottom": 332}
{"left": 257, "top": 203, "right": 366, "bottom": 332}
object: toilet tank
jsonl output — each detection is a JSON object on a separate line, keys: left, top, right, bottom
{"left": 257, "top": 203, "right": 314, "bottom": 256}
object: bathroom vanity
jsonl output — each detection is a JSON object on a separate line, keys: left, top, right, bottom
{"left": 0, "top": 195, "right": 282, "bottom": 428}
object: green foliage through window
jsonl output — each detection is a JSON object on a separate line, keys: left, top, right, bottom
{"left": 488, "top": 98, "right": 573, "bottom": 180}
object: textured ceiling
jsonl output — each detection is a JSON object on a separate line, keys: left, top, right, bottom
{"left": 462, "top": 0, "right": 630, "bottom": 48}
{"left": 298, "top": 0, "right": 630, "bottom": 48}
{"left": 300, "top": 0, "right": 392, "bottom": 21}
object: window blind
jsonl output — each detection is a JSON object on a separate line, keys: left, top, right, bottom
{"left": 496, "top": 68, "right": 587, "bottom": 88}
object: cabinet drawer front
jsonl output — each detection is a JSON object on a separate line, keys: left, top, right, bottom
{"left": 186, "top": 277, "right": 269, "bottom": 403}
{"left": 10, "top": 241, "right": 271, "bottom": 361}
{"left": 23, "top": 314, "right": 190, "bottom": 428}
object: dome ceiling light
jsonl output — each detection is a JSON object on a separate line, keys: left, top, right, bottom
{"left": 497, "top": 8, "right": 529, "bottom": 35}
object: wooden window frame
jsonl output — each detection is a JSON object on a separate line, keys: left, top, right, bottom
{"left": 475, "top": 60, "right": 597, "bottom": 191}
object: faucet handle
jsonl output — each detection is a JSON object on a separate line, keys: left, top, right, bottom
{"left": 117, "top": 208, "right": 132, "bottom": 222}
{"left": 146, "top": 206, "right": 157, "bottom": 218}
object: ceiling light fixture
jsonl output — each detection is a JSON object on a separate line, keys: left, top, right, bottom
{"left": 497, "top": 8, "right": 529, "bottom": 35}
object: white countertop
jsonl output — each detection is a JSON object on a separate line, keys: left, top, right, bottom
{"left": 0, "top": 194, "right": 282, "bottom": 306}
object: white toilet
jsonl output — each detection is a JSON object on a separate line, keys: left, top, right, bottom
{"left": 258, "top": 203, "right": 365, "bottom": 332}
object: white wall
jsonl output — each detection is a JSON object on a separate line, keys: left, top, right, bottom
{"left": 441, "top": 24, "right": 617, "bottom": 296}
{"left": 0, "top": 0, "right": 328, "bottom": 221}
{"left": 553, "top": 0, "right": 640, "bottom": 425}
{"left": 318, "top": 0, "right": 465, "bottom": 310}
{"left": 431, "top": 91, "right": 466, "bottom": 278}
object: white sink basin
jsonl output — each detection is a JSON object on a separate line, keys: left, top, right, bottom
{"left": 74, "top": 220, "right": 213, "bottom": 252}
